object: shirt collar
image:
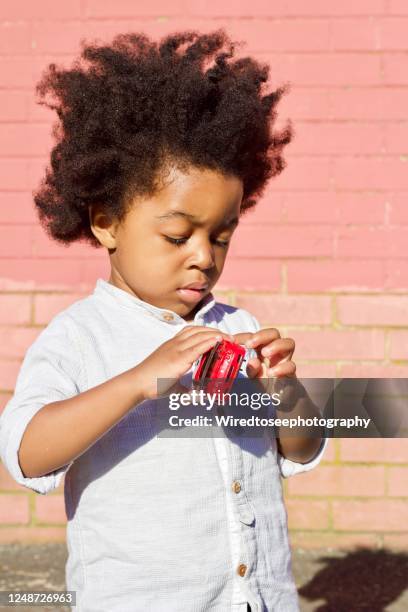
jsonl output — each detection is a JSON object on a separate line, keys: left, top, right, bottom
{"left": 93, "top": 278, "right": 216, "bottom": 325}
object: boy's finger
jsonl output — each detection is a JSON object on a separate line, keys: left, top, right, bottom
{"left": 243, "top": 328, "right": 281, "bottom": 348}
{"left": 269, "top": 361, "right": 297, "bottom": 378}
{"left": 232, "top": 332, "right": 255, "bottom": 346}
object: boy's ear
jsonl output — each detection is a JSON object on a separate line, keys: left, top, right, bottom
{"left": 88, "top": 204, "right": 119, "bottom": 248}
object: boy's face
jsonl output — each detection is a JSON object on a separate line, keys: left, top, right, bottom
{"left": 89, "top": 163, "right": 243, "bottom": 321}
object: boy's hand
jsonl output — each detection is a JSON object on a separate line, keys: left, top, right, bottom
{"left": 232, "top": 328, "right": 296, "bottom": 383}
{"left": 137, "top": 326, "right": 234, "bottom": 401}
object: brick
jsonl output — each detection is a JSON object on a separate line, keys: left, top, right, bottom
{"left": 27, "top": 97, "right": 54, "bottom": 123}
{"left": 389, "top": 193, "right": 408, "bottom": 224}
{"left": 28, "top": 158, "right": 49, "bottom": 193}
{"left": 0, "top": 193, "right": 37, "bottom": 224}
{"left": 0, "top": 160, "right": 29, "bottom": 191}
{"left": 329, "top": 88, "right": 408, "bottom": 121}
{"left": 0, "top": 23, "right": 31, "bottom": 55}
{"left": 385, "top": 260, "right": 408, "bottom": 290}
{"left": 284, "top": 192, "right": 337, "bottom": 224}
{"left": 389, "top": 330, "right": 408, "bottom": 360}
{"left": 85, "top": 0, "right": 184, "bottom": 17}
{"left": 287, "top": 466, "right": 385, "bottom": 497}
{"left": 0, "top": 327, "right": 40, "bottom": 359}
{"left": 270, "top": 156, "right": 330, "bottom": 190}
{"left": 337, "top": 227, "right": 408, "bottom": 259}
{"left": 339, "top": 365, "right": 408, "bottom": 378}
{"left": 383, "top": 534, "right": 408, "bottom": 551}
{"left": 333, "top": 158, "right": 408, "bottom": 190}
{"left": 291, "top": 329, "right": 384, "bottom": 360}
{"left": 79, "top": 257, "right": 110, "bottom": 286}
{"left": 389, "top": 0, "right": 408, "bottom": 13}
{"left": 288, "top": 122, "right": 384, "bottom": 156}
{"left": 378, "top": 18, "right": 408, "bottom": 50}
{"left": 0, "top": 294, "right": 31, "bottom": 324}
{"left": 0, "top": 0, "right": 81, "bottom": 19}
{"left": 286, "top": 499, "right": 329, "bottom": 530}
{"left": 211, "top": 290, "right": 232, "bottom": 306}
{"left": 230, "top": 226, "right": 333, "bottom": 258}
{"left": 0, "top": 494, "right": 29, "bottom": 523}
{"left": 34, "top": 292, "right": 86, "bottom": 324}
{"left": 240, "top": 200, "right": 284, "bottom": 224}
{"left": 295, "top": 363, "right": 337, "bottom": 378}
{"left": 0, "top": 526, "right": 66, "bottom": 543}
{"left": 0, "top": 462, "right": 23, "bottom": 491}
{"left": 0, "top": 259, "right": 84, "bottom": 290}
{"left": 35, "top": 495, "right": 67, "bottom": 524}
{"left": 287, "top": 260, "right": 386, "bottom": 293}
{"left": 384, "top": 123, "right": 408, "bottom": 154}
{"left": 235, "top": 294, "right": 332, "bottom": 325}
{"left": 0, "top": 58, "right": 34, "bottom": 88}
{"left": 218, "top": 259, "right": 281, "bottom": 291}
{"left": 188, "top": 0, "right": 385, "bottom": 16}
{"left": 337, "top": 296, "right": 408, "bottom": 326}
{"left": 226, "top": 19, "right": 330, "bottom": 52}
{"left": 0, "top": 124, "right": 53, "bottom": 158}
{"left": 388, "top": 467, "right": 408, "bottom": 496}
{"left": 0, "top": 360, "right": 21, "bottom": 391}
{"left": 331, "top": 18, "right": 378, "bottom": 51}
{"left": 288, "top": 532, "right": 380, "bottom": 550}
{"left": 31, "top": 226, "right": 100, "bottom": 259}
{"left": 284, "top": 192, "right": 386, "bottom": 226}
{"left": 340, "top": 438, "right": 408, "bottom": 463}
{"left": 280, "top": 88, "right": 330, "bottom": 121}
{"left": 257, "top": 52, "right": 381, "bottom": 87}
{"left": 0, "top": 92, "right": 27, "bottom": 122}
{"left": 321, "top": 437, "right": 335, "bottom": 461}
{"left": 336, "top": 192, "right": 386, "bottom": 225}
{"left": 332, "top": 499, "right": 408, "bottom": 531}
{"left": 384, "top": 54, "right": 408, "bottom": 85}
{"left": 0, "top": 225, "right": 33, "bottom": 258}
{"left": 32, "top": 22, "right": 82, "bottom": 55}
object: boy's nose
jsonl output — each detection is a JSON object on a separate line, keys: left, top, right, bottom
{"left": 192, "top": 244, "right": 216, "bottom": 270}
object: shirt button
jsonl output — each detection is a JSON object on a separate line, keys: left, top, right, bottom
{"left": 163, "top": 313, "right": 174, "bottom": 322}
{"left": 237, "top": 564, "right": 247, "bottom": 577}
{"left": 232, "top": 481, "right": 241, "bottom": 494}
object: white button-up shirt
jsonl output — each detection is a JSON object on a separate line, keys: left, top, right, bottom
{"left": 0, "top": 279, "right": 327, "bottom": 611}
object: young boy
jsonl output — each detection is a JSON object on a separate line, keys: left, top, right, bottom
{"left": 0, "top": 30, "right": 327, "bottom": 611}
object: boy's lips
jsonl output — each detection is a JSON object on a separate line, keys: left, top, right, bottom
{"left": 177, "top": 284, "right": 208, "bottom": 303}
{"left": 180, "top": 281, "right": 209, "bottom": 290}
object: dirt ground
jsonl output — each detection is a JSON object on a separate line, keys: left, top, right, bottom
{"left": 0, "top": 543, "right": 407, "bottom": 611}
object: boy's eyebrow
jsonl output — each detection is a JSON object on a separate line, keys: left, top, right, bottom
{"left": 155, "top": 211, "right": 240, "bottom": 228}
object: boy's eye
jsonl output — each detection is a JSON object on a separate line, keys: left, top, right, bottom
{"left": 165, "top": 236, "right": 188, "bottom": 246}
{"left": 164, "top": 236, "right": 230, "bottom": 248}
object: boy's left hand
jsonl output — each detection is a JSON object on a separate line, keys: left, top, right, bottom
{"left": 232, "top": 328, "right": 296, "bottom": 382}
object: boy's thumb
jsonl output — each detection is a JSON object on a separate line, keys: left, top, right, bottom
{"left": 246, "top": 358, "right": 261, "bottom": 379}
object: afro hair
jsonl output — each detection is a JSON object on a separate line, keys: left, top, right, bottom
{"left": 33, "top": 28, "right": 293, "bottom": 248}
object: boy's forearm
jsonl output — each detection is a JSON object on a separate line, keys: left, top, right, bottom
{"left": 275, "top": 393, "right": 325, "bottom": 463}
{"left": 18, "top": 365, "right": 146, "bottom": 479}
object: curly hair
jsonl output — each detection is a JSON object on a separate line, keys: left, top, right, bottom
{"left": 33, "top": 29, "right": 293, "bottom": 248}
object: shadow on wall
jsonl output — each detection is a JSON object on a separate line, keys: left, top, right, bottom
{"left": 298, "top": 547, "right": 408, "bottom": 611}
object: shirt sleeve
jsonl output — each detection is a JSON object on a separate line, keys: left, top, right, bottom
{"left": 0, "top": 313, "right": 84, "bottom": 495}
{"left": 277, "top": 437, "right": 329, "bottom": 478}
{"left": 245, "top": 311, "right": 328, "bottom": 479}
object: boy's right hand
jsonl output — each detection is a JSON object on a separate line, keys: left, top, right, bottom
{"left": 137, "top": 326, "right": 233, "bottom": 401}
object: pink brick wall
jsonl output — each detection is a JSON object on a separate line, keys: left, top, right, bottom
{"left": 0, "top": 1, "right": 407, "bottom": 550}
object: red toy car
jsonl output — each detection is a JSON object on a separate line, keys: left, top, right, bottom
{"left": 192, "top": 338, "right": 246, "bottom": 401}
